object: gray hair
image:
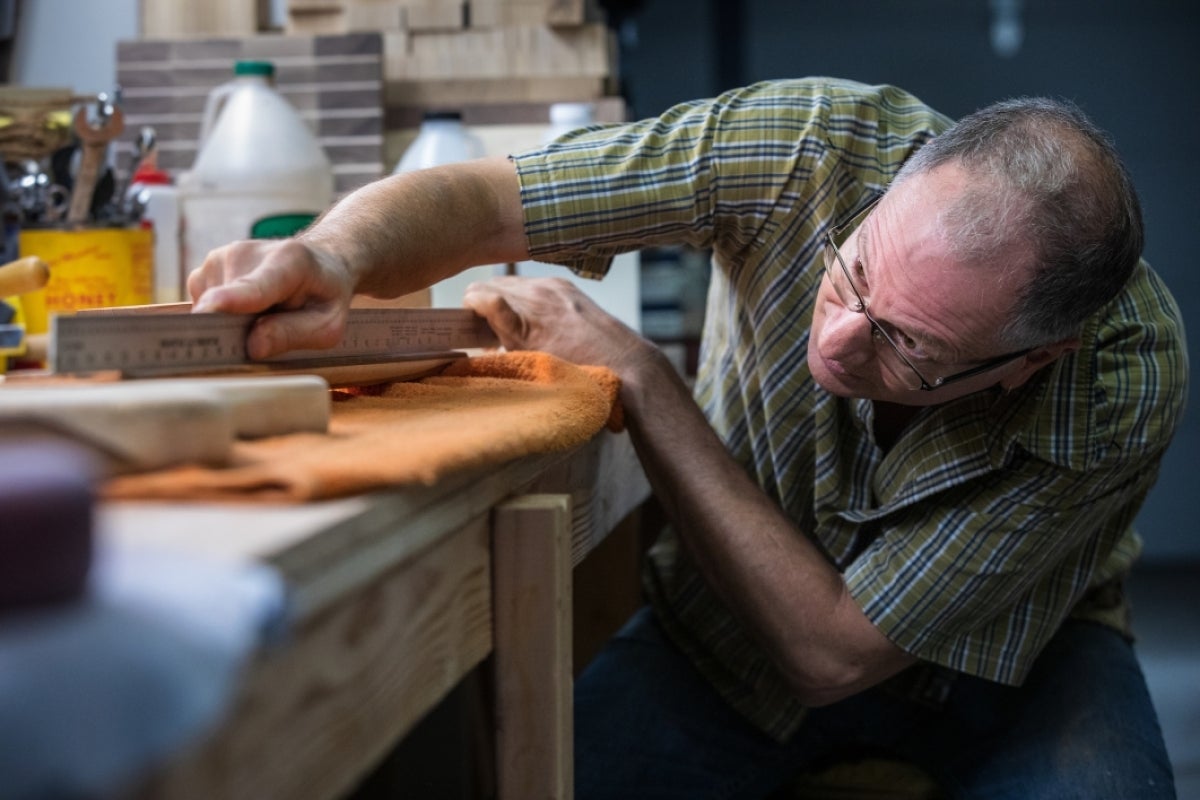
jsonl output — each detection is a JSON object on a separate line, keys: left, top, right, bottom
{"left": 893, "top": 97, "right": 1144, "bottom": 348}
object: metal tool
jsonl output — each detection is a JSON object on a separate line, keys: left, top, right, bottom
{"left": 51, "top": 307, "right": 499, "bottom": 378}
{"left": 120, "top": 126, "right": 157, "bottom": 219}
{"left": 66, "top": 97, "right": 125, "bottom": 225}
{"left": 13, "top": 161, "right": 69, "bottom": 223}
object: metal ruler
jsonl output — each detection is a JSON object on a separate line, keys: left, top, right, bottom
{"left": 51, "top": 307, "right": 499, "bottom": 377}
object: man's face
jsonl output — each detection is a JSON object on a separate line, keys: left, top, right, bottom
{"left": 808, "top": 163, "right": 1036, "bottom": 407}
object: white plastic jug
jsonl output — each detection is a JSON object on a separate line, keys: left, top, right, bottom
{"left": 179, "top": 60, "right": 333, "bottom": 272}
{"left": 392, "top": 111, "right": 484, "bottom": 175}
{"left": 544, "top": 102, "right": 596, "bottom": 143}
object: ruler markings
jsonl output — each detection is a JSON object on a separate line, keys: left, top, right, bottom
{"left": 52, "top": 308, "right": 498, "bottom": 377}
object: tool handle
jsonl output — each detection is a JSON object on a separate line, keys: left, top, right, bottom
{"left": 67, "top": 106, "right": 125, "bottom": 225}
{"left": 67, "top": 142, "right": 107, "bottom": 224}
{"left": 0, "top": 256, "right": 51, "bottom": 297}
{"left": 198, "top": 80, "right": 237, "bottom": 150}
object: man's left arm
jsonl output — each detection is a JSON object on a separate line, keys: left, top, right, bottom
{"left": 464, "top": 277, "right": 916, "bottom": 706}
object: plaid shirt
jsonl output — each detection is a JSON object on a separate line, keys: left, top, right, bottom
{"left": 511, "top": 78, "right": 1189, "bottom": 740}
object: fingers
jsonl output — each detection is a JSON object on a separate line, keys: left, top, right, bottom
{"left": 463, "top": 280, "right": 531, "bottom": 349}
{"left": 246, "top": 303, "right": 346, "bottom": 360}
{"left": 462, "top": 276, "right": 648, "bottom": 373}
{"left": 191, "top": 276, "right": 274, "bottom": 315}
{"left": 187, "top": 241, "right": 256, "bottom": 306}
{"left": 185, "top": 238, "right": 355, "bottom": 359}
{"left": 190, "top": 240, "right": 308, "bottom": 313}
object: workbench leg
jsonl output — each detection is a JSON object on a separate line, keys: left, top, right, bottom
{"left": 492, "top": 493, "right": 574, "bottom": 800}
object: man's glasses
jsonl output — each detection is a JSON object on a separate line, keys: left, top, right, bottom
{"left": 822, "top": 198, "right": 1032, "bottom": 392}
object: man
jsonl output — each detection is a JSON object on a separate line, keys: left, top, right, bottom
{"left": 189, "top": 78, "right": 1186, "bottom": 798}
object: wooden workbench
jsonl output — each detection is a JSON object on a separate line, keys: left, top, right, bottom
{"left": 101, "top": 429, "right": 650, "bottom": 800}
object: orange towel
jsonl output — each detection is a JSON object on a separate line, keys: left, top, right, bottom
{"left": 102, "top": 352, "right": 623, "bottom": 503}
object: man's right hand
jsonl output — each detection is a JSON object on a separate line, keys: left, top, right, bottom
{"left": 186, "top": 156, "right": 528, "bottom": 361}
{"left": 188, "top": 237, "right": 357, "bottom": 360}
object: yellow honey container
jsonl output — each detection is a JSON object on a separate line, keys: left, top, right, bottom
{"left": 16, "top": 227, "right": 154, "bottom": 334}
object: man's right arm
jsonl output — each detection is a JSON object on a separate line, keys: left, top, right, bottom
{"left": 188, "top": 155, "right": 528, "bottom": 359}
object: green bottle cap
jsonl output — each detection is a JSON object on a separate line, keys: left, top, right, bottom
{"left": 234, "top": 60, "right": 275, "bottom": 77}
{"left": 251, "top": 213, "right": 318, "bottom": 240}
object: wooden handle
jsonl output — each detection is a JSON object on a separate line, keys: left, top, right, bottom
{"left": 0, "top": 257, "right": 50, "bottom": 297}
{"left": 66, "top": 142, "right": 107, "bottom": 224}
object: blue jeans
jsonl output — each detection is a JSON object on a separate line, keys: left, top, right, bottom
{"left": 575, "top": 607, "right": 1176, "bottom": 800}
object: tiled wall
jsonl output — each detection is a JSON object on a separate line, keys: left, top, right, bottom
{"left": 115, "top": 32, "right": 385, "bottom": 198}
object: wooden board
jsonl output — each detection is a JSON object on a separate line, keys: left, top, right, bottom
{"left": 404, "top": 1, "right": 467, "bottom": 31}
{"left": 381, "top": 22, "right": 616, "bottom": 107}
{"left": 385, "top": 75, "right": 611, "bottom": 107}
{"left": 104, "top": 431, "right": 651, "bottom": 799}
{"left": 472, "top": 0, "right": 603, "bottom": 27}
{"left": 287, "top": 0, "right": 598, "bottom": 32}
{"left": 135, "top": 514, "right": 493, "bottom": 800}
{"left": 492, "top": 494, "right": 573, "bottom": 799}
{"left": 0, "top": 375, "right": 329, "bottom": 471}
{"left": 286, "top": 0, "right": 463, "bottom": 34}
{"left": 385, "top": 23, "right": 614, "bottom": 81}
{"left": 140, "top": 0, "right": 269, "bottom": 37}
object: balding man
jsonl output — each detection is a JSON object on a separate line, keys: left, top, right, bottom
{"left": 191, "top": 78, "right": 1186, "bottom": 799}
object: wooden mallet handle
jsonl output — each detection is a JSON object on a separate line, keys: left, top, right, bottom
{"left": 0, "top": 256, "right": 51, "bottom": 297}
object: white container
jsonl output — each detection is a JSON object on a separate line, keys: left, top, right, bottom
{"left": 393, "top": 112, "right": 493, "bottom": 307}
{"left": 179, "top": 60, "right": 334, "bottom": 272}
{"left": 392, "top": 111, "right": 484, "bottom": 175}
{"left": 544, "top": 102, "right": 596, "bottom": 143}
{"left": 129, "top": 164, "right": 182, "bottom": 303}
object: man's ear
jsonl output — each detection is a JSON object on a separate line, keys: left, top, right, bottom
{"left": 999, "top": 337, "right": 1081, "bottom": 391}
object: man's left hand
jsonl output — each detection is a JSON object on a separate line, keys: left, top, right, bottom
{"left": 462, "top": 276, "right": 656, "bottom": 379}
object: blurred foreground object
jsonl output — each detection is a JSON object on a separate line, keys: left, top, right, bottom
{"left": 0, "top": 431, "right": 95, "bottom": 610}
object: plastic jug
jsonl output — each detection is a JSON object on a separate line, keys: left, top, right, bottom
{"left": 544, "top": 102, "right": 596, "bottom": 143}
{"left": 392, "top": 111, "right": 484, "bottom": 175}
{"left": 179, "top": 60, "right": 333, "bottom": 273}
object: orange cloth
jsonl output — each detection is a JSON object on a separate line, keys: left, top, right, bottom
{"left": 102, "top": 352, "right": 623, "bottom": 503}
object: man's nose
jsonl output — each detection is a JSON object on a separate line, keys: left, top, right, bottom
{"left": 821, "top": 303, "right": 875, "bottom": 365}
